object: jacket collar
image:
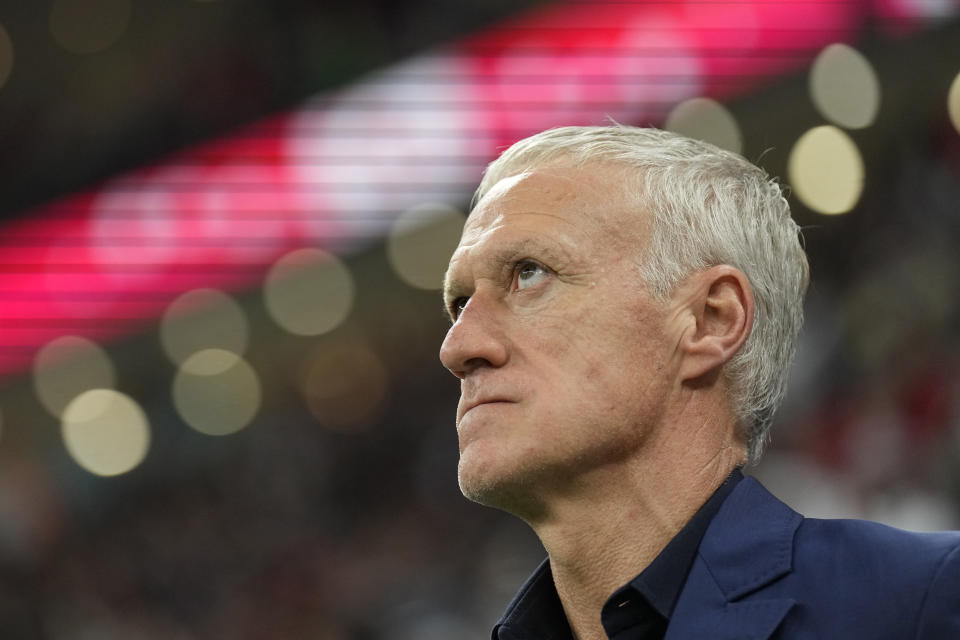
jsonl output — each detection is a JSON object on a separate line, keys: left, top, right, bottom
{"left": 666, "top": 476, "right": 802, "bottom": 640}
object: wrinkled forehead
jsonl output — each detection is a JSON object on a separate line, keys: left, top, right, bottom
{"left": 464, "top": 164, "right": 645, "bottom": 242}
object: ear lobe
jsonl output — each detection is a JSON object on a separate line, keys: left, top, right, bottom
{"left": 678, "top": 265, "right": 754, "bottom": 383}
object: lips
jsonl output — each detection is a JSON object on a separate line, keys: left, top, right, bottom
{"left": 457, "top": 397, "right": 514, "bottom": 423}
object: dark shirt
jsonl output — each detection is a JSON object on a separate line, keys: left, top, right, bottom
{"left": 492, "top": 470, "right": 743, "bottom": 640}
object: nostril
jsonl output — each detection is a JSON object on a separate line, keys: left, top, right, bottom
{"left": 464, "top": 356, "right": 491, "bottom": 372}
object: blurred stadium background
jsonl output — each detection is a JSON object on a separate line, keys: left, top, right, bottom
{"left": 0, "top": 0, "right": 959, "bottom": 636}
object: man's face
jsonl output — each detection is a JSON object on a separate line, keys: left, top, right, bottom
{"left": 439, "top": 164, "right": 681, "bottom": 513}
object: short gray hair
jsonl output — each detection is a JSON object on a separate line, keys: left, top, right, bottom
{"left": 473, "top": 126, "right": 809, "bottom": 464}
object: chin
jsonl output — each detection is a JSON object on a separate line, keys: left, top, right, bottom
{"left": 457, "top": 447, "right": 501, "bottom": 504}
{"left": 457, "top": 446, "right": 549, "bottom": 520}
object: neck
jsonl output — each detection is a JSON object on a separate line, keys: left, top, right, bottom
{"left": 524, "top": 417, "right": 743, "bottom": 640}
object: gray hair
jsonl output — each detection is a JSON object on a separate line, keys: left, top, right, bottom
{"left": 473, "top": 126, "right": 809, "bottom": 464}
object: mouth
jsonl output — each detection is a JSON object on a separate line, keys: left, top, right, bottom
{"left": 458, "top": 398, "right": 513, "bottom": 423}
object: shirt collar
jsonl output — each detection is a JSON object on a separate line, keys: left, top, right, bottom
{"left": 493, "top": 469, "right": 744, "bottom": 639}
{"left": 492, "top": 559, "right": 573, "bottom": 640}
{"left": 620, "top": 468, "right": 743, "bottom": 618}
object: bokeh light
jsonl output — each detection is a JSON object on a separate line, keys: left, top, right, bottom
{"left": 49, "top": 0, "right": 132, "bottom": 55}
{"left": 160, "top": 288, "right": 249, "bottom": 366}
{"left": 663, "top": 97, "right": 743, "bottom": 154}
{"left": 34, "top": 336, "right": 116, "bottom": 418}
{"left": 264, "top": 248, "right": 354, "bottom": 336}
{"left": 173, "top": 349, "right": 261, "bottom": 436}
{"left": 300, "top": 336, "right": 389, "bottom": 432}
{"left": 0, "top": 24, "right": 12, "bottom": 92}
{"left": 809, "top": 43, "right": 881, "bottom": 130}
{"left": 387, "top": 202, "right": 466, "bottom": 290}
{"left": 788, "top": 125, "right": 865, "bottom": 215}
{"left": 949, "top": 71, "right": 960, "bottom": 135}
{"left": 61, "top": 389, "right": 150, "bottom": 477}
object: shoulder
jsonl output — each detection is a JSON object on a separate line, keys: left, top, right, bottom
{"left": 725, "top": 475, "right": 960, "bottom": 585}
{"left": 795, "top": 515, "right": 960, "bottom": 570}
{"left": 721, "top": 476, "right": 960, "bottom": 636}
{"left": 791, "top": 516, "right": 960, "bottom": 631}
{"left": 791, "top": 515, "right": 960, "bottom": 592}
{"left": 666, "top": 475, "right": 960, "bottom": 638}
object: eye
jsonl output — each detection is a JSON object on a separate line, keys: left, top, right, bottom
{"left": 515, "top": 261, "right": 549, "bottom": 291}
{"left": 450, "top": 296, "right": 469, "bottom": 319}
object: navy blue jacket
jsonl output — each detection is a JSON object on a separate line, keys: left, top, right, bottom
{"left": 666, "top": 476, "right": 960, "bottom": 639}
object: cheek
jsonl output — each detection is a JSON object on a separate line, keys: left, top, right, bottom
{"left": 558, "top": 323, "right": 669, "bottom": 413}
{"left": 516, "top": 284, "right": 668, "bottom": 388}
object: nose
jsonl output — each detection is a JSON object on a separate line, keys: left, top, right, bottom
{"left": 439, "top": 296, "right": 509, "bottom": 379}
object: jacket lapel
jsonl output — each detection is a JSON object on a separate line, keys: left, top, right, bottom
{"left": 665, "top": 477, "right": 803, "bottom": 640}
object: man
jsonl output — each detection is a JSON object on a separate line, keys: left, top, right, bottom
{"left": 438, "top": 126, "right": 960, "bottom": 639}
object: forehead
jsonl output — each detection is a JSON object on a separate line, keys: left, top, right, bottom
{"left": 462, "top": 163, "right": 643, "bottom": 247}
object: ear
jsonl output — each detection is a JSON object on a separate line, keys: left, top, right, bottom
{"left": 676, "top": 265, "right": 754, "bottom": 383}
